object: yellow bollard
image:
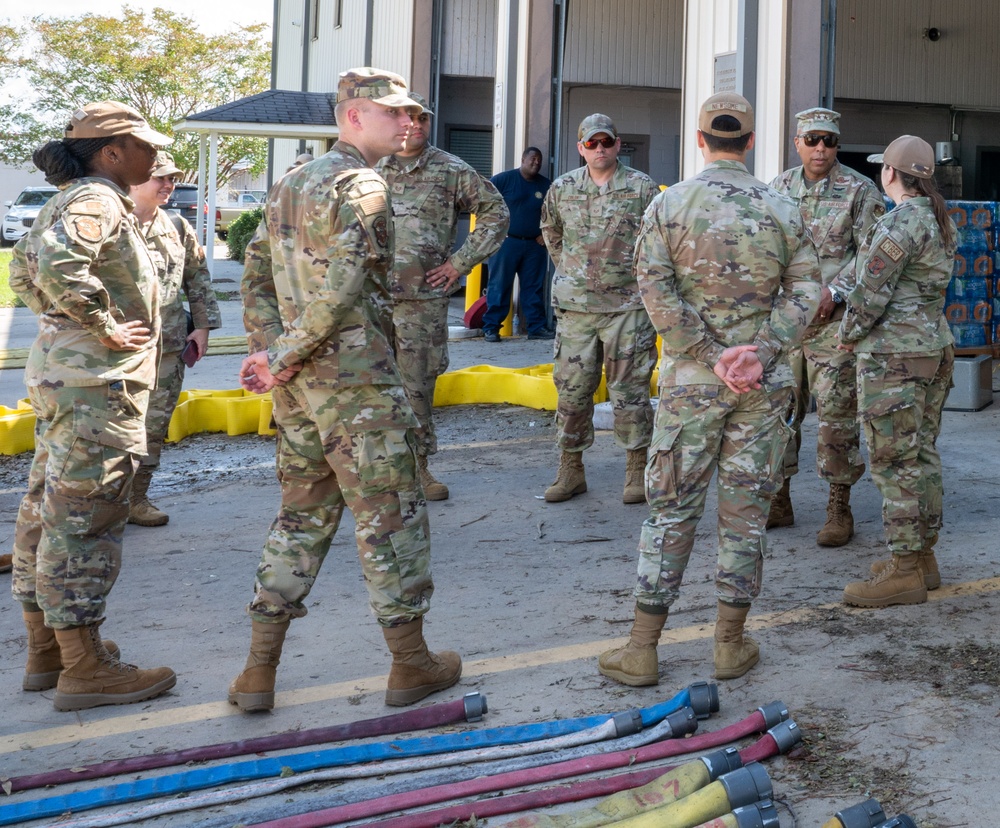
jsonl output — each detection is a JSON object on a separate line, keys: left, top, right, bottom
{"left": 465, "top": 212, "right": 483, "bottom": 312}
{"left": 503, "top": 750, "right": 742, "bottom": 828}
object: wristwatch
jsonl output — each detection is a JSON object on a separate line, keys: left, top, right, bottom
{"left": 828, "top": 286, "right": 844, "bottom": 304}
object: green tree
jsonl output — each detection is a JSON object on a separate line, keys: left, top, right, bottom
{"left": 0, "top": 6, "right": 270, "bottom": 184}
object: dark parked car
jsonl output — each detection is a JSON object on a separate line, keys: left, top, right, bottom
{"left": 164, "top": 183, "right": 202, "bottom": 224}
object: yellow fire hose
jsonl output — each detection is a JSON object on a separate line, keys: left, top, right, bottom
{"left": 689, "top": 798, "right": 779, "bottom": 827}
{"left": 822, "top": 798, "right": 886, "bottom": 828}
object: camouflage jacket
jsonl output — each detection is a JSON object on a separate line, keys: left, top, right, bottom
{"left": 376, "top": 145, "right": 509, "bottom": 300}
{"left": 242, "top": 141, "right": 400, "bottom": 387}
{"left": 541, "top": 160, "right": 659, "bottom": 313}
{"left": 839, "top": 198, "right": 956, "bottom": 353}
{"left": 635, "top": 159, "right": 822, "bottom": 388}
{"left": 143, "top": 210, "right": 221, "bottom": 353}
{"left": 770, "top": 161, "right": 884, "bottom": 326}
{"left": 9, "top": 177, "right": 161, "bottom": 389}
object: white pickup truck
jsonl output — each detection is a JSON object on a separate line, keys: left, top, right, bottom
{"left": 215, "top": 191, "right": 265, "bottom": 238}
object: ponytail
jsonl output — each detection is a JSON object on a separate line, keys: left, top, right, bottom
{"left": 898, "top": 170, "right": 955, "bottom": 249}
{"left": 32, "top": 137, "right": 118, "bottom": 187}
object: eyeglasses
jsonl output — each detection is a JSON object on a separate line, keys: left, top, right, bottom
{"left": 581, "top": 136, "right": 616, "bottom": 150}
{"left": 800, "top": 133, "right": 839, "bottom": 148}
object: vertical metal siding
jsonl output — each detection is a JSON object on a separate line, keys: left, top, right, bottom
{"left": 563, "top": 0, "right": 684, "bottom": 87}
{"left": 442, "top": 0, "right": 497, "bottom": 77}
{"left": 275, "top": 0, "right": 305, "bottom": 89}
{"left": 370, "top": 0, "right": 414, "bottom": 78}
{"left": 836, "top": 0, "right": 1000, "bottom": 108}
{"left": 309, "top": 0, "right": 369, "bottom": 91}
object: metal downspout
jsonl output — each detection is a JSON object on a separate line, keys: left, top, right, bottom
{"left": 552, "top": 0, "right": 568, "bottom": 179}
{"left": 431, "top": 0, "right": 443, "bottom": 146}
{"left": 822, "top": 0, "right": 837, "bottom": 109}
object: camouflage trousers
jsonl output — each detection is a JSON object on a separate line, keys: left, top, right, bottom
{"left": 392, "top": 298, "right": 450, "bottom": 457}
{"left": 247, "top": 381, "right": 433, "bottom": 627}
{"left": 11, "top": 382, "right": 147, "bottom": 628}
{"left": 857, "top": 346, "right": 954, "bottom": 555}
{"left": 780, "top": 320, "right": 864, "bottom": 485}
{"left": 140, "top": 348, "right": 186, "bottom": 469}
{"left": 552, "top": 308, "right": 656, "bottom": 451}
{"left": 634, "top": 384, "right": 793, "bottom": 611}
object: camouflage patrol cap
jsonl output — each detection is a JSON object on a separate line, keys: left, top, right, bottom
{"left": 868, "top": 135, "right": 935, "bottom": 179}
{"left": 337, "top": 67, "right": 422, "bottom": 109}
{"left": 409, "top": 92, "right": 434, "bottom": 116}
{"left": 65, "top": 101, "right": 173, "bottom": 147}
{"left": 578, "top": 114, "right": 618, "bottom": 142}
{"left": 699, "top": 93, "right": 754, "bottom": 137}
{"left": 151, "top": 151, "right": 182, "bottom": 178}
{"left": 795, "top": 107, "right": 840, "bottom": 135}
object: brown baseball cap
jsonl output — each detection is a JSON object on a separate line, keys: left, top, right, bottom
{"left": 699, "top": 93, "right": 754, "bottom": 137}
{"left": 65, "top": 101, "right": 173, "bottom": 146}
{"left": 337, "top": 67, "right": 422, "bottom": 109}
{"left": 151, "top": 151, "right": 182, "bottom": 178}
{"left": 578, "top": 114, "right": 618, "bottom": 142}
{"left": 868, "top": 135, "right": 935, "bottom": 179}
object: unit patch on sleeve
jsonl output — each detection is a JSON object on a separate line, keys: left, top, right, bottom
{"left": 867, "top": 256, "right": 887, "bottom": 277}
{"left": 877, "top": 238, "right": 904, "bottom": 262}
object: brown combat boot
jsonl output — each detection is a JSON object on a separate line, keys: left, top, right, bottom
{"left": 598, "top": 607, "right": 668, "bottom": 686}
{"left": 714, "top": 601, "right": 759, "bottom": 680}
{"left": 623, "top": 449, "right": 647, "bottom": 504}
{"left": 22, "top": 609, "right": 120, "bottom": 691}
{"left": 544, "top": 451, "right": 587, "bottom": 502}
{"left": 0, "top": 553, "right": 11, "bottom": 573}
{"left": 52, "top": 624, "right": 175, "bottom": 711}
{"left": 871, "top": 549, "right": 940, "bottom": 590}
{"left": 766, "top": 478, "right": 793, "bottom": 529}
{"left": 816, "top": 484, "right": 854, "bottom": 547}
{"left": 228, "top": 618, "right": 291, "bottom": 712}
{"left": 844, "top": 553, "right": 926, "bottom": 608}
{"left": 128, "top": 466, "right": 169, "bottom": 526}
{"left": 417, "top": 455, "right": 449, "bottom": 501}
{"left": 382, "top": 617, "right": 462, "bottom": 706}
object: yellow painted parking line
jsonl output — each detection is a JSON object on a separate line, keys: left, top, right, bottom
{"left": 4, "top": 576, "right": 1000, "bottom": 755}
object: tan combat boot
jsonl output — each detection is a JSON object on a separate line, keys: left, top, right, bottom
{"left": 765, "top": 478, "right": 793, "bottom": 529}
{"left": 382, "top": 617, "right": 462, "bottom": 706}
{"left": 816, "top": 484, "right": 854, "bottom": 547}
{"left": 22, "top": 609, "right": 120, "bottom": 691}
{"left": 128, "top": 466, "right": 169, "bottom": 526}
{"left": 228, "top": 618, "right": 291, "bottom": 712}
{"left": 871, "top": 549, "right": 940, "bottom": 590}
{"left": 714, "top": 601, "right": 759, "bottom": 680}
{"left": 0, "top": 553, "right": 11, "bottom": 573}
{"left": 598, "top": 607, "right": 668, "bottom": 686}
{"left": 544, "top": 451, "right": 587, "bottom": 502}
{"left": 52, "top": 624, "right": 176, "bottom": 711}
{"left": 623, "top": 449, "right": 647, "bottom": 504}
{"left": 417, "top": 455, "right": 449, "bottom": 501}
{"left": 844, "top": 553, "right": 926, "bottom": 608}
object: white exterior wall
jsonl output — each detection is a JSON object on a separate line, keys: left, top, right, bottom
{"left": 442, "top": 0, "right": 498, "bottom": 77}
{"left": 370, "top": 1, "right": 414, "bottom": 78}
{"left": 308, "top": 0, "right": 369, "bottom": 92}
{"left": 682, "top": 0, "right": 787, "bottom": 182}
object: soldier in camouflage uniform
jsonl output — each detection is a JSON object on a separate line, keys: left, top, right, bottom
{"left": 231, "top": 68, "right": 461, "bottom": 712}
{"left": 7, "top": 101, "right": 177, "bottom": 710}
{"left": 840, "top": 136, "right": 957, "bottom": 608}
{"left": 768, "top": 108, "right": 885, "bottom": 546}
{"left": 127, "top": 151, "right": 222, "bottom": 526}
{"left": 376, "top": 94, "right": 509, "bottom": 501}
{"left": 598, "top": 93, "right": 821, "bottom": 687}
{"left": 540, "top": 114, "right": 660, "bottom": 505}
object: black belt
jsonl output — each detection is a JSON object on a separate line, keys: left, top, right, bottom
{"left": 508, "top": 233, "right": 537, "bottom": 241}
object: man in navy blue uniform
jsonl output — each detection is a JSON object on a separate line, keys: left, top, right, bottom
{"left": 482, "top": 147, "right": 553, "bottom": 341}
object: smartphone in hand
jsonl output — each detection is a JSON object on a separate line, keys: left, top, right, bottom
{"left": 181, "top": 340, "right": 199, "bottom": 368}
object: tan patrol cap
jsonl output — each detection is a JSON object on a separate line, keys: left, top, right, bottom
{"left": 337, "top": 67, "right": 422, "bottom": 109}
{"left": 151, "top": 151, "right": 182, "bottom": 178}
{"left": 65, "top": 101, "right": 173, "bottom": 147}
{"left": 796, "top": 107, "right": 841, "bottom": 135}
{"left": 699, "top": 93, "right": 754, "bottom": 137}
{"left": 868, "top": 135, "right": 935, "bottom": 179}
{"left": 409, "top": 92, "right": 434, "bottom": 116}
{"left": 578, "top": 113, "right": 618, "bottom": 142}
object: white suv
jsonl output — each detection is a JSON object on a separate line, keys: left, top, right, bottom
{"left": 2, "top": 186, "right": 60, "bottom": 246}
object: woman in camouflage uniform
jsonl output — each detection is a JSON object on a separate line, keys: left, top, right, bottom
{"left": 7, "top": 101, "right": 177, "bottom": 710}
{"left": 838, "top": 135, "right": 957, "bottom": 608}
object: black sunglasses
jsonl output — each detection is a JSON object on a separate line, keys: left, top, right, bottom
{"left": 581, "top": 136, "right": 616, "bottom": 150}
{"left": 800, "top": 133, "right": 839, "bottom": 148}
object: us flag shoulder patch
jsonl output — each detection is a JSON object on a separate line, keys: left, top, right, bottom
{"left": 878, "top": 238, "right": 904, "bottom": 262}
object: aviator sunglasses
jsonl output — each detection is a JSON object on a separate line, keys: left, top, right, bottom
{"left": 800, "top": 133, "right": 839, "bottom": 148}
{"left": 581, "top": 136, "right": 616, "bottom": 150}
